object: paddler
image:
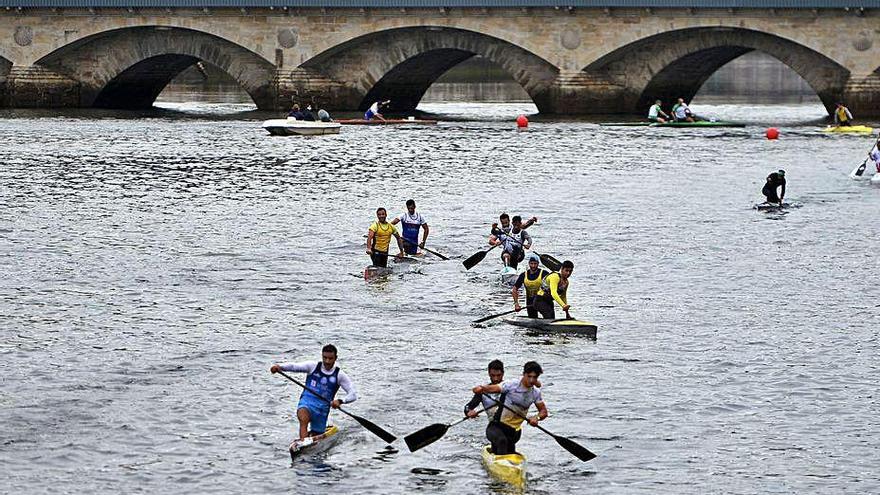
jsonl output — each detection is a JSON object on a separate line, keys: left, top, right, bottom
{"left": 512, "top": 253, "right": 550, "bottom": 318}
{"left": 872, "top": 137, "right": 880, "bottom": 174}
{"left": 534, "top": 260, "right": 574, "bottom": 319}
{"left": 489, "top": 214, "right": 536, "bottom": 269}
{"left": 365, "top": 99, "right": 391, "bottom": 122}
{"left": 648, "top": 99, "right": 670, "bottom": 123}
{"left": 270, "top": 344, "right": 358, "bottom": 440}
{"left": 471, "top": 361, "right": 548, "bottom": 455}
{"left": 761, "top": 169, "right": 786, "bottom": 206}
{"left": 464, "top": 359, "right": 505, "bottom": 419}
{"left": 833, "top": 102, "right": 854, "bottom": 127}
{"left": 672, "top": 98, "right": 695, "bottom": 122}
{"left": 390, "top": 199, "right": 429, "bottom": 255}
{"left": 366, "top": 207, "right": 405, "bottom": 268}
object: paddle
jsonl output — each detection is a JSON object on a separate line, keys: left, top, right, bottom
{"left": 398, "top": 236, "right": 449, "bottom": 261}
{"left": 404, "top": 407, "right": 488, "bottom": 452}
{"left": 483, "top": 394, "right": 596, "bottom": 462}
{"left": 853, "top": 157, "right": 868, "bottom": 177}
{"left": 463, "top": 243, "right": 499, "bottom": 270}
{"left": 275, "top": 369, "right": 397, "bottom": 444}
{"left": 473, "top": 305, "right": 536, "bottom": 324}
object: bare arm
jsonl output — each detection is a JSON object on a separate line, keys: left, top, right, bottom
{"left": 366, "top": 230, "right": 375, "bottom": 254}
{"left": 420, "top": 223, "right": 429, "bottom": 246}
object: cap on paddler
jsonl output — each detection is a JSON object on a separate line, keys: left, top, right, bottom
{"left": 778, "top": 169, "right": 785, "bottom": 176}
{"left": 528, "top": 253, "right": 540, "bottom": 263}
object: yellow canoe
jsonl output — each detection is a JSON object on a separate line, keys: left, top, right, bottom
{"left": 481, "top": 445, "right": 526, "bottom": 487}
{"left": 822, "top": 125, "right": 874, "bottom": 134}
{"left": 289, "top": 425, "right": 340, "bottom": 461}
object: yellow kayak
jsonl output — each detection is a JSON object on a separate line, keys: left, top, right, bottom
{"left": 822, "top": 125, "right": 874, "bottom": 134}
{"left": 289, "top": 425, "right": 341, "bottom": 461}
{"left": 481, "top": 445, "right": 526, "bottom": 487}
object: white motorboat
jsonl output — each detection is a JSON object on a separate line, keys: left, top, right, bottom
{"left": 262, "top": 118, "right": 341, "bottom": 136}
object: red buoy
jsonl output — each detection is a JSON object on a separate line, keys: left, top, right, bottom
{"left": 766, "top": 127, "right": 779, "bottom": 140}
{"left": 516, "top": 115, "right": 528, "bottom": 128}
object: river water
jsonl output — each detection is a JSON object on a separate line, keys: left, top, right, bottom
{"left": 2, "top": 102, "right": 879, "bottom": 494}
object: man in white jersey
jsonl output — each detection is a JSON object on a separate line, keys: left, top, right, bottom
{"left": 672, "top": 98, "right": 695, "bottom": 122}
{"left": 489, "top": 213, "right": 537, "bottom": 269}
{"left": 647, "top": 99, "right": 670, "bottom": 123}
{"left": 390, "top": 199, "right": 429, "bottom": 255}
{"left": 472, "top": 361, "right": 548, "bottom": 455}
{"left": 270, "top": 344, "right": 358, "bottom": 440}
{"left": 365, "top": 100, "right": 390, "bottom": 122}
{"left": 465, "top": 359, "right": 505, "bottom": 419}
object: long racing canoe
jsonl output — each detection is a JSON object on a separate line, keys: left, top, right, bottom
{"left": 336, "top": 119, "right": 438, "bottom": 125}
{"left": 481, "top": 445, "right": 526, "bottom": 487}
{"left": 289, "top": 425, "right": 341, "bottom": 461}
{"left": 822, "top": 125, "right": 874, "bottom": 134}
{"left": 504, "top": 316, "right": 598, "bottom": 337}
{"left": 601, "top": 121, "right": 745, "bottom": 128}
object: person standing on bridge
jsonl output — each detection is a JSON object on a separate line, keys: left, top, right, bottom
{"left": 648, "top": 100, "right": 670, "bottom": 123}
{"left": 365, "top": 100, "right": 391, "bottom": 122}
{"left": 833, "top": 102, "right": 854, "bottom": 127}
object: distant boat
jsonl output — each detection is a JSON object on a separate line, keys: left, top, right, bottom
{"left": 601, "top": 121, "right": 745, "bottom": 128}
{"left": 262, "top": 118, "right": 341, "bottom": 136}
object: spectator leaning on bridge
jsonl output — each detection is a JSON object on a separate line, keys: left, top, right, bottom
{"left": 834, "top": 102, "right": 854, "bottom": 127}
{"left": 647, "top": 100, "right": 670, "bottom": 123}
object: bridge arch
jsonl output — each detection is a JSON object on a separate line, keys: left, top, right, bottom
{"left": 583, "top": 26, "right": 849, "bottom": 114}
{"left": 36, "top": 26, "right": 276, "bottom": 109}
{"left": 301, "top": 26, "right": 559, "bottom": 112}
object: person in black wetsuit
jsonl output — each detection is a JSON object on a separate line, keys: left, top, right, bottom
{"left": 762, "top": 170, "right": 786, "bottom": 205}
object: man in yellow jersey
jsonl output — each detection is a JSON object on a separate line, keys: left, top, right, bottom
{"left": 472, "top": 361, "right": 548, "bottom": 455}
{"left": 534, "top": 260, "right": 573, "bottom": 319}
{"left": 366, "top": 207, "right": 405, "bottom": 268}
{"left": 834, "top": 102, "right": 854, "bottom": 127}
{"left": 511, "top": 253, "right": 550, "bottom": 318}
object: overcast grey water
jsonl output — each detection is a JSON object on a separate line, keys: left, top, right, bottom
{"left": 2, "top": 102, "right": 879, "bottom": 494}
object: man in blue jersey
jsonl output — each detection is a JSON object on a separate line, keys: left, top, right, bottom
{"left": 390, "top": 199, "right": 429, "bottom": 255}
{"left": 270, "top": 344, "right": 358, "bottom": 439}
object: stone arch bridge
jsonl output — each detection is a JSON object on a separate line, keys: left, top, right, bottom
{"left": 1, "top": 1, "right": 879, "bottom": 115}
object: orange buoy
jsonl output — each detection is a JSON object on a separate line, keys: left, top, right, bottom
{"left": 766, "top": 127, "right": 779, "bottom": 140}
{"left": 516, "top": 115, "right": 528, "bottom": 128}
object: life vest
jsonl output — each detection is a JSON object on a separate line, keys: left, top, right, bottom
{"left": 522, "top": 269, "right": 546, "bottom": 298}
{"left": 836, "top": 106, "right": 850, "bottom": 123}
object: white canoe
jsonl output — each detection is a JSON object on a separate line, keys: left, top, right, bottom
{"left": 289, "top": 425, "right": 341, "bottom": 461}
{"left": 500, "top": 266, "right": 519, "bottom": 286}
{"left": 262, "top": 118, "right": 341, "bottom": 136}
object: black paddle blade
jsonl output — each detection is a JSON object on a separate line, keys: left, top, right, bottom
{"left": 540, "top": 254, "right": 562, "bottom": 272}
{"left": 855, "top": 161, "right": 867, "bottom": 176}
{"left": 350, "top": 413, "right": 397, "bottom": 444}
{"left": 553, "top": 433, "right": 597, "bottom": 462}
{"left": 462, "top": 250, "right": 487, "bottom": 270}
{"left": 403, "top": 423, "right": 449, "bottom": 452}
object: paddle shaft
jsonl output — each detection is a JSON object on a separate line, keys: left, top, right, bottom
{"left": 398, "top": 235, "right": 449, "bottom": 260}
{"left": 472, "top": 306, "right": 532, "bottom": 324}
{"left": 462, "top": 243, "right": 499, "bottom": 269}
{"left": 276, "top": 369, "right": 350, "bottom": 413}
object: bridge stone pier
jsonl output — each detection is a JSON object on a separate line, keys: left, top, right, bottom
{"left": 0, "top": 2, "right": 879, "bottom": 115}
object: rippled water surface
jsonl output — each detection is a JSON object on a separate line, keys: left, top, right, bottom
{"left": 2, "top": 103, "right": 879, "bottom": 494}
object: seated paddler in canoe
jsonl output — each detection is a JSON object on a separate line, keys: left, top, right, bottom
{"left": 270, "top": 344, "right": 358, "bottom": 441}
